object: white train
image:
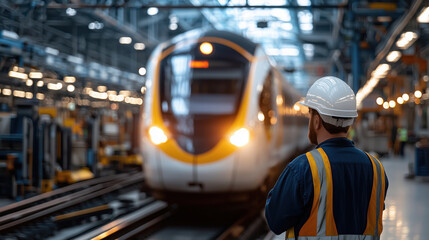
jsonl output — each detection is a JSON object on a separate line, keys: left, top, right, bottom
{"left": 140, "top": 30, "right": 309, "bottom": 203}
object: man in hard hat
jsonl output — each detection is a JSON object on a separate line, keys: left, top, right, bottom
{"left": 265, "top": 76, "right": 388, "bottom": 239}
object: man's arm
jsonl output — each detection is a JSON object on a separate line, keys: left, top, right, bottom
{"left": 265, "top": 157, "right": 309, "bottom": 235}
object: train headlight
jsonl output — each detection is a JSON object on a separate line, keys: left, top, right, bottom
{"left": 200, "top": 42, "right": 213, "bottom": 55}
{"left": 229, "top": 128, "right": 250, "bottom": 147}
{"left": 149, "top": 126, "right": 168, "bottom": 145}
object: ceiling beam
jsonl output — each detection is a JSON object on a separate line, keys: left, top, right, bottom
{"left": 45, "top": 3, "right": 347, "bottom": 9}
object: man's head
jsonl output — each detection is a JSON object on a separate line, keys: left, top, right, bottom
{"left": 308, "top": 108, "right": 352, "bottom": 144}
{"left": 301, "top": 76, "right": 357, "bottom": 145}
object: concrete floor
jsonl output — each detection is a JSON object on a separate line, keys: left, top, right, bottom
{"left": 269, "top": 148, "right": 429, "bottom": 240}
{"left": 381, "top": 154, "right": 429, "bottom": 240}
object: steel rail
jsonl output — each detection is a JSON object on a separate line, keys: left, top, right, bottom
{"left": 0, "top": 173, "right": 144, "bottom": 232}
{"left": 116, "top": 212, "right": 172, "bottom": 240}
{"left": 0, "top": 174, "right": 133, "bottom": 225}
{"left": 216, "top": 211, "right": 260, "bottom": 240}
{"left": 72, "top": 201, "right": 168, "bottom": 240}
{"left": 0, "top": 173, "right": 131, "bottom": 216}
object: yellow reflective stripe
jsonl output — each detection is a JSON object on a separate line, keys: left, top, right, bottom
{"left": 286, "top": 227, "right": 295, "bottom": 239}
{"left": 299, "top": 152, "right": 320, "bottom": 236}
{"left": 375, "top": 157, "right": 386, "bottom": 235}
{"left": 364, "top": 153, "right": 378, "bottom": 235}
{"left": 317, "top": 148, "right": 338, "bottom": 236}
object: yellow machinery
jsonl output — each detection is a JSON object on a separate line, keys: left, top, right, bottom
{"left": 56, "top": 168, "right": 94, "bottom": 185}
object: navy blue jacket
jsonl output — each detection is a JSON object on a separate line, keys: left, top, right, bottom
{"left": 265, "top": 137, "right": 389, "bottom": 235}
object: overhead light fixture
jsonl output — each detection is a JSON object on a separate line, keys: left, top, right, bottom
{"left": 108, "top": 94, "right": 125, "bottom": 102}
{"left": 45, "top": 47, "right": 59, "bottom": 56}
{"left": 371, "top": 64, "right": 391, "bottom": 78}
{"left": 29, "top": 72, "right": 43, "bottom": 79}
{"left": 12, "top": 66, "right": 25, "bottom": 72}
{"left": 97, "top": 86, "right": 107, "bottom": 92}
{"left": 36, "top": 93, "right": 45, "bottom": 100}
{"left": 294, "top": 105, "right": 300, "bottom": 111}
{"left": 67, "top": 55, "right": 83, "bottom": 64}
{"left": 8, "top": 71, "right": 28, "bottom": 80}
{"left": 13, "top": 90, "right": 25, "bottom": 98}
{"left": 37, "top": 81, "right": 44, "bottom": 87}
{"left": 266, "top": 47, "right": 300, "bottom": 56}
{"left": 119, "top": 37, "right": 132, "bottom": 44}
{"left": 397, "top": 97, "right": 404, "bottom": 104}
{"left": 88, "top": 21, "right": 104, "bottom": 30}
{"left": 47, "top": 82, "right": 63, "bottom": 90}
{"left": 125, "top": 96, "right": 143, "bottom": 105}
{"left": 383, "top": 102, "right": 389, "bottom": 109}
{"left": 3, "top": 88, "right": 11, "bottom": 96}
{"left": 139, "top": 67, "right": 147, "bottom": 76}
{"left": 377, "top": 16, "right": 392, "bottom": 22}
{"left": 300, "top": 23, "right": 313, "bottom": 32}
{"left": 89, "top": 90, "right": 108, "bottom": 100}
{"left": 25, "top": 92, "right": 33, "bottom": 99}
{"left": 26, "top": 79, "right": 33, "bottom": 87}
{"left": 147, "top": 7, "right": 159, "bottom": 16}
{"left": 386, "top": 51, "right": 402, "bottom": 62}
{"left": 297, "top": 0, "right": 311, "bottom": 6}
{"left": 389, "top": 100, "right": 396, "bottom": 108}
{"left": 119, "top": 90, "right": 131, "bottom": 96}
{"left": 67, "top": 85, "right": 75, "bottom": 92}
{"left": 376, "top": 97, "right": 384, "bottom": 105}
{"left": 0, "top": 30, "right": 19, "bottom": 40}
{"left": 415, "top": 90, "right": 422, "bottom": 98}
{"left": 396, "top": 31, "right": 418, "bottom": 49}
{"left": 417, "top": 7, "right": 429, "bottom": 23}
{"left": 258, "top": 112, "right": 265, "bottom": 121}
{"left": 134, "top": 43, "right": 145, "bottom": 50}
{"left": 64, "top": 76, "right": 76, "bottom": 83}
{"left": 170, "top": 15, "right": 178, "bottom": 23}
{"left": 303, "top": 44, "right": 314, "bottom": 58}
{"left": 169, "top": 23, "right": 178, "bottom": 31}
{"left": 402, "top": 93, "right": 409, "bottom": 101}
{"left": 66, "top": 7, "right": 76, "bottom": 16}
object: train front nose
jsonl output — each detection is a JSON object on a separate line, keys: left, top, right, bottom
{"left": 157, "top": 153, "right": 237, "bottom": 193}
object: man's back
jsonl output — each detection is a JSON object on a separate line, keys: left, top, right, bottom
{"left": 265, "top": 137, "right": 389, "bottom": 236}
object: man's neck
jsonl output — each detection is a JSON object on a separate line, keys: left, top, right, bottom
{"left": 317, "top": 132, "right": 347, "bottom": 145}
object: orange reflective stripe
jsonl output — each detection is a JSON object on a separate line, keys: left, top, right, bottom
{"left": 364, "top": 153, "right": 378, "bottom": 235}
{"left": 299, "top": 152, "right": 320, "bottom": 236}
{"left": 376, "top": 157, "right": 386, "bottom": 234}
{"left": 317, "top": 148, "right": 338, "bottom": 236}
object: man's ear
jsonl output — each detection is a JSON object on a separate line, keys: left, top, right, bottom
{"left": 314, "top": 114, "right": 322, "bottom": 130}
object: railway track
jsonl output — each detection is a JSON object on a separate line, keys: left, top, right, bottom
{"left": 0, "top": 172, "right": 145, "bottom": 239}
{"left": 0, "top": 172, "right": 273, "bottom": 240}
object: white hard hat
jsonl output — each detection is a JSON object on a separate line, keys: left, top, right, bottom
{"left": 300, "top": 76, "right": 358, "bottom": 127}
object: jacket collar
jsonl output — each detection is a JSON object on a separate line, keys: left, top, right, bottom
{"left": 316, "top": 137, "right": 354, "bottom": 148}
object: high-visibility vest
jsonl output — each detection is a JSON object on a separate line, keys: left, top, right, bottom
{"left": 285, "top": 148, "right": 386, "bottom": 240}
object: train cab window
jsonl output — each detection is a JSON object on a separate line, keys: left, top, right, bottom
{"left": 160, "top": 54, "right": 246, "bottom": 117}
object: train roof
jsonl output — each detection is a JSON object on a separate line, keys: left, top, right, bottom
{"left": 162, "top": 29, "right": 258, "bottom": 56}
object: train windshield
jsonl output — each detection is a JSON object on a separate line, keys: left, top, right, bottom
{"left": 159, "top": 49, "right": 249, "bottom": 154}
{"left": 160, "top": 55, "right": 245, "bottom": 116}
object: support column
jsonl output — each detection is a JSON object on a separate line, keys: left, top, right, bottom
{"left": 352, "top": 39, "right": 360, "bottom": 93}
